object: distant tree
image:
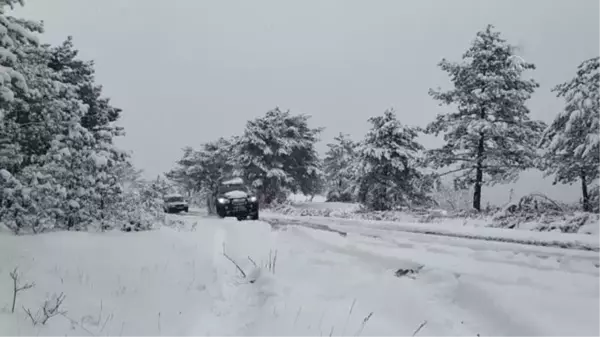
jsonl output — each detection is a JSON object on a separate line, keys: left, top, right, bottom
{"left": 234, "top": 108, "right": 323, "bottom": 204}
{"left": 539, "top": 57, "right": 599, "bottom": 212}
{"left": 355, "top": 109, "right": 431, "bottom": 210}
{"left": 298, "top": 157, "right": 325, "bottom": 201}
{"left": 167, "top": 137, "right": 237, "bottom": 199}
{"left": 323, "top": 133, "right": 357, "bottom": 202}
{"left": 425, "top": 25, "right": 546, "bottom": 211}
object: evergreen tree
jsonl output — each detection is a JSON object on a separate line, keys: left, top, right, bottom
{"left": 48, "top": 37, "right": 121, "bottom": 131}
{"left": 355, "top": 109, "right": 431, "bottom": 210}
{"left": 167, "top": 137, "right": 237, "bottom": 197}
{"left": 323, "top": 133, "right": 357, "bottom": 202}
{"left": 425, "top": 25, "right": 546, "bottom": 211}
{"left": 539, "top": 57, "right": 599, "bottom": 212}
{"left": 0, "top": 0, "right": 42, "bottom": 120}
{"left": 0, "top": 29, "right": 131, "bottom": 232}
{"left": 234, "top": 108, "right": 323, "bottom": 204}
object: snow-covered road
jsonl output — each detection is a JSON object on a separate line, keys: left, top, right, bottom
{"left": 1, "top": 209, "right": 598, "bottom": 336}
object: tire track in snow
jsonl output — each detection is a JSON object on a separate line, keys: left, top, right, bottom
{"left": 198, "top": 219, "right": 281, "bottom": 335}
{"left": 274, "top": 224, "right": 598, "bottom": 335}
{"left": 263, "top": 215, "right": 599, "bottom": 252}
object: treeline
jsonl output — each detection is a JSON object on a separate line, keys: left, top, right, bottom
{"left": 169, "top": 25, "right": 599, "bottom": 213}
{"left": 0, "top": 3, "right": 164, "bottom": 233}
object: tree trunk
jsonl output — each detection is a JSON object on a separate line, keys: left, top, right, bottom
{"left": 580, "top": 169, "right": 590, "bottom": 212}
{"left": 472, "top": 133, "right": 485, "bottom": 211}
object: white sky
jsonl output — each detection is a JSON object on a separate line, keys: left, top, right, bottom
{"left": 10, "top": 0, "right": 600, "bottom": 205}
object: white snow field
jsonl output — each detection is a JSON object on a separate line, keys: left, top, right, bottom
{"left": 1, "top": 209, "right": 598, "bottom": 336}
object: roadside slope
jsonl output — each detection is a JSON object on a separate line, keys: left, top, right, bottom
{"left": 263, "top": 212, "right": 600, "bottom": 251}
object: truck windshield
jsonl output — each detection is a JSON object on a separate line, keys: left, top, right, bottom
{"left": 219, "top": 185, "right": 248, "bottom": 194}
{"left": 166, "top": 196, "right": 184, "bottom": 202}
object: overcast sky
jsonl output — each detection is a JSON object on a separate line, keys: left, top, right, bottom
{"left": 10, "top": 0, "right": 599, "bottom": 205}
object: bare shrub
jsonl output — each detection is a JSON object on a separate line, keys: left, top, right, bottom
{"left": 9, "top": 267, "right": 35, "bottom": 313}
{"left": 23, "top": 292, "right": 66, "bottom": 326}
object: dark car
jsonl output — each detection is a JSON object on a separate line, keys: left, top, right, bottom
{"left": 163, "top": 194, "right": 189, "bottom": 213}
{"left": 212, "top": 180, "right": 259, "bottom": 220}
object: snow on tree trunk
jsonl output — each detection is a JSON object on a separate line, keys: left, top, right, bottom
{"left": 580, "top": 169, "right": 590, "bottom": 212}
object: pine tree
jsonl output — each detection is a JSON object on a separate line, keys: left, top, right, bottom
{"left": 0, "top": 31, "right": 130, "bottom": 232}
{"left": 234, "top": 108, "right": 323, "bottom": 204}
{"left": 0, "top": 1, "right": 42, "bottom": 119}
{"left": 168, "top": 137, "right": 237, "bottom": 194}
{"left": 48, "top": 37, "right": 121, "bottom": 130}
{"left": 539, "top": 57, "right": 599, "bottom": 212}
{"left": 323, "top": 133, "right": 357, "bottom": 202}
{"left": 355, "top": 109, "right": 431, "bottom": 210}
{"left": 425, "top": 25, "right": 546, "bottom": 211}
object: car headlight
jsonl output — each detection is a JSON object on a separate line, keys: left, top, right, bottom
{"left": 217, "top": 198, "right": 228, "bottom": 204}
{"left": 249, "top": 196, "right": 257, "bottom": 202}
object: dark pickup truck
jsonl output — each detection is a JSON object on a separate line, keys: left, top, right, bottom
{"left": 209, "top": 177, "right": 259, "bottom": 221}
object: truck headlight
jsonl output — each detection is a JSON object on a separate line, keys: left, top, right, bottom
{"left": 249, "top": 196, "right": 257, "bottom": 202}
{"left": 217, "top": 198, "right": 228, "bottom": 204}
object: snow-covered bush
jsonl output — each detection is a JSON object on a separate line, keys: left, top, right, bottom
{"left": 323, "top": 133, "right": 358, "bottom": 202}
{"left": 353, "top": 109, "right": 433, "bottom": 210}
{"left": 234, "top": 108, "right": 323, "bottom": 204}
{"left": 117, "top": 180, "right": 165, "bottom": 232}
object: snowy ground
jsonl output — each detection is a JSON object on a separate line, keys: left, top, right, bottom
{"left": 272, "top": 197, "right": 600, "bottom": 236}
{"left": 1, "top": 209, "right": 598, "bottom": 336}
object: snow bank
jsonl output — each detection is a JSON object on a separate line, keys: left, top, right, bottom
{"left": 1, "top": 212, "right": 597, "bottom": 336}
{"left": 263, "top": 213, "right": 600, "bottom": 252}
{"left": 0, "top": 227, "right": 218, "bottom": 335}
{"left": 269, "top": 201, "right": 600, "bottom": 236}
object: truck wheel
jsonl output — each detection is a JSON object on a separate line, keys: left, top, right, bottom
{"left": 250, "top": 211, "right": 259, "bottom": 220}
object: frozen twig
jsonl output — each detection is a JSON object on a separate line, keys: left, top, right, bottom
{"left": 247, "top": 256, "right": 258, "bottom": 267}
{"left": 412, "top": 320, "right": 428, "bottom": 336}
{"left": 342, "top": 298, "right": 357, "bottom": 335}
{"left": 9, "top": 267, "right": 35, "bottom": 313}
{"left": 354, "top": 312, "right": 374, "bottom": 336}
{"left": 223, "top": 252, "right": 247, "bottom": 278}
{"left": 24, "top": 292, "right": 67, "bottom": 325}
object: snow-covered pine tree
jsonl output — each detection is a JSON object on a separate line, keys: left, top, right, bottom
{"left": 355, "top": 109, "right": 431, "bottom": 210}
{"left": 323, "top": 133, "right": 357, "bottom": 202}
{"left": 425, "top": 25, "right": 546, "bottom": 211}
{"left": 539, "top": 57, "right": 599, "bottom": 212}
{"left": 166, "top": 146, "right": 200, "bottom": 195}
{"left": 0, "top": 0, "right": 41, "bottom": 119}
{"left": 0, "top": 32, "right": 130, "bottom": 232}
{"left": 48, "top": 36, "right": 122, "bottom": 131}
{"left": 48, "top": 37, "right": 128, "bottom": 228}
{"left": 297, "top": 156, "right": 325, "bottom": 201}
{"left": 167, "top": 137, "right": 237, "bottom": 199}
{"left": 234, "top": 108, "right": 323, "bottom": 204}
